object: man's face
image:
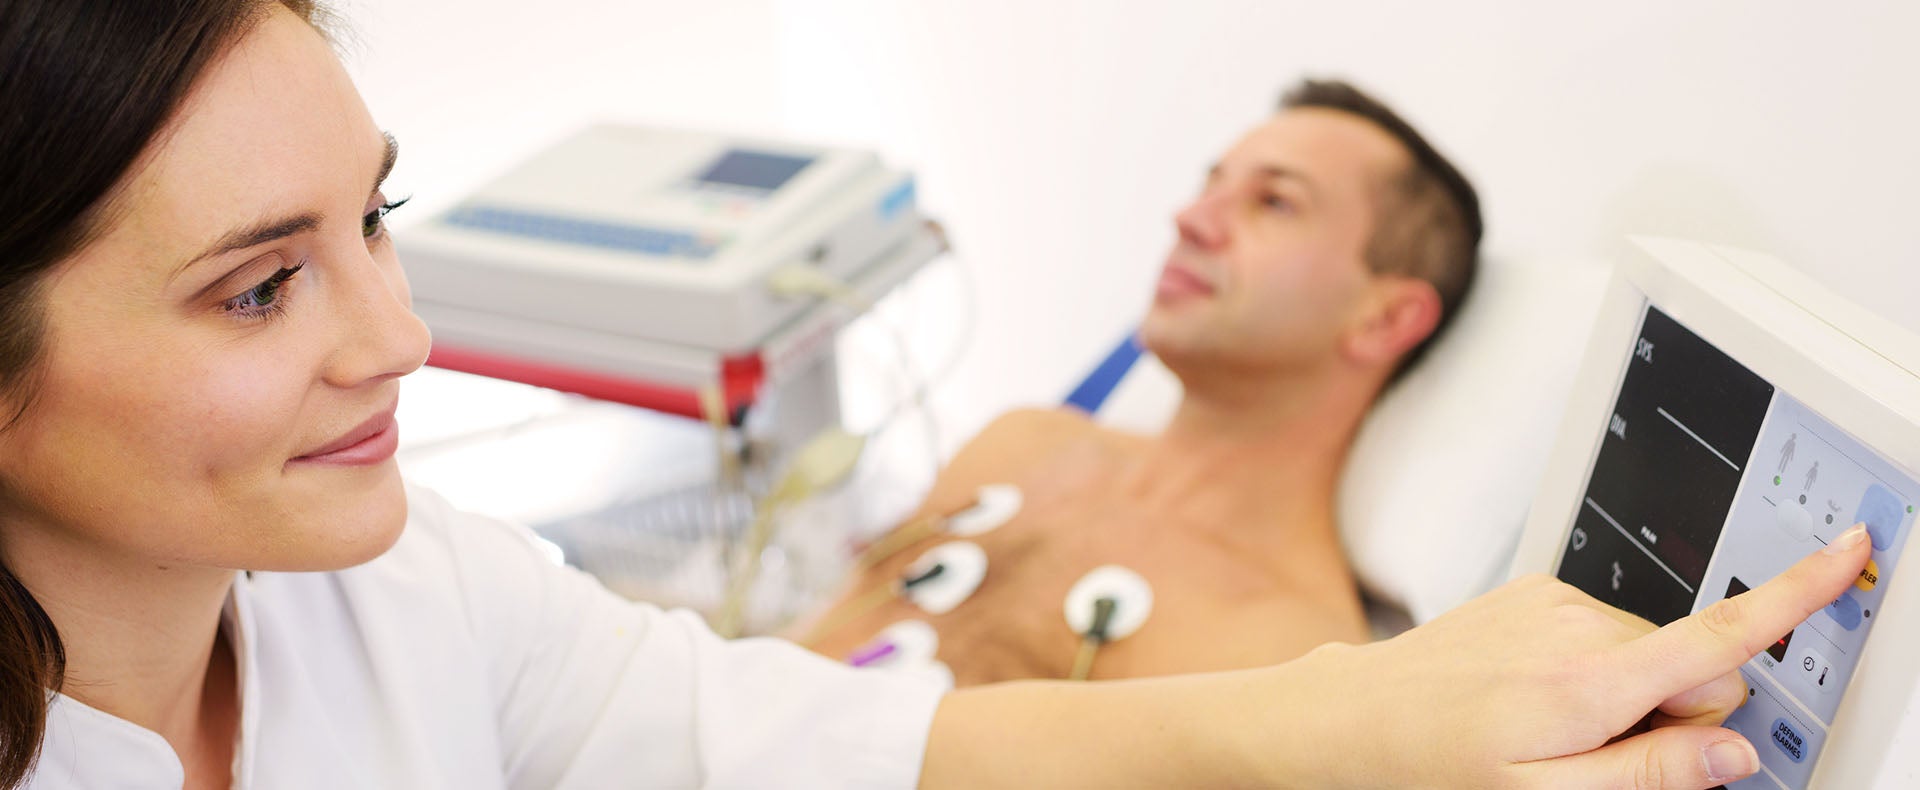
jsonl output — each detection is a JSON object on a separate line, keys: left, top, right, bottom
{"left": 1141, "top": 108, "right": 1413, "bottom": 377}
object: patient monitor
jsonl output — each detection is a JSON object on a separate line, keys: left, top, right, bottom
{"left": 1509, "top": 238, "right": 1920, "bottom": 789}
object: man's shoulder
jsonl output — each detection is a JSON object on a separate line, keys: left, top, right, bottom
{"left": 964, "top": 406, "right": 1129, "bottom": 456}
{"left": 939, "top": 407, "right": 1128, "bottom": 479}
{"left": 975, "top": 406, "right": 1101, "bottom": 441}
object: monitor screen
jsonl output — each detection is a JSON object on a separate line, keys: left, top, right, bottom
{"left": 694, "top": 149, "right": 814, "bottom": 192}
{"left": 1554, "top": 302, "right": 1918, "bottom": 789}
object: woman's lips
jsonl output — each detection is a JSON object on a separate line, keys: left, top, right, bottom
{"left": 1155, "top": 262, "right": 1216, "bottom": 301}
{"left": 291, "top": 405, "right": 399, "bottom": 467}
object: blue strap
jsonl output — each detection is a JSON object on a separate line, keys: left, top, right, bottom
{"left": 1063, "top": 333, "right": 1145, "bottom": 413}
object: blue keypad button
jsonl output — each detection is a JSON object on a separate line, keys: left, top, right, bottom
{"left": 1769, "top": 717, "right": 1809, "bottom": 763}
{"left": 1827, "top": 592, "right": 1864, "bottom": 631}
{"left": 1856, "top": 483, "right": 1907, "bottom": 551}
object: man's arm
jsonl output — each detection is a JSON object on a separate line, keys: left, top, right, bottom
{"left": 920, "top": 524, "right": 1873, "bottom": 788}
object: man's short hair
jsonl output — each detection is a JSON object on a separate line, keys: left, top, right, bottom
{"left": 1279, "top": 78, "right": 1482, "bottom": 379}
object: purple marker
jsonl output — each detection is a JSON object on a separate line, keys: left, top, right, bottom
{"left": 848, "top": 641, "right": 898, "bottom": 668}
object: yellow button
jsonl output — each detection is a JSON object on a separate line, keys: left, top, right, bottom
{"left": 1857, "top": 558, "right": 1880, "bottom": 592}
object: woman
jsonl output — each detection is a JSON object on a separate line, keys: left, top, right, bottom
{"left": 0, "top": 1, "right": 1867, "bottom": 787}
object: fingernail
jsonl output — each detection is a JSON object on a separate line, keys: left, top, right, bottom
{"left": 1703, "top": 739, "right": 1758, "bottom": 781}
{"left": 1825, "top": 523, "right": 1868, "bottom": 555}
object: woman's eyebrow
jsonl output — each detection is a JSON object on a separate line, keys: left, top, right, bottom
{"left": 171, "top": 132, "right": 399, "bottom": 282}
{"left": 176, "top": 212, "right": 323, "bottom": 279}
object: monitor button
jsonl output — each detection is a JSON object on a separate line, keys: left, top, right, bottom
{"left": 1855, "top": 484, "right": 1906, "bottom": 551}
{"left": 1857, "top": 558, "right": 1881, "bottom": 592}
{"left": 1827, "top": 592, "right": 1865, "bottom": 631}
{"left": 1769, "top": 717, "right": 1810, "bottom": 763}
{"left": 1793, "top": 646, "right": 1839, "bottom": 695}
{"left": 1775, "top": 500, "right": 1814, "bottom": 541}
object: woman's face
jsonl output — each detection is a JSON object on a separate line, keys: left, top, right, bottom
{"left": 0, "top": 7, "right": 431, "bottom": 572}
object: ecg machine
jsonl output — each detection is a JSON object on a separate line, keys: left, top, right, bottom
{"left": 1509, "top": 238, "right": 1920, "bottom": 788}
{"left": 397, "top": 124, "right": 943, "bottom": 445}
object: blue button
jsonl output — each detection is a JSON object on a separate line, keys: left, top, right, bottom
{"left": 1769, "top": 718, "right": 1808, "bottom": 763}
{"left": 1856, "top": 483, "right": 1906, "bottom": 551}
{"left": 1828, "top": 592, "right": 1864, "bottom": 630}
{"left": 879, "top": 178, "right": 915, "bottom": 220}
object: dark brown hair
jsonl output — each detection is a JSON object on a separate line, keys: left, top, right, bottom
{"left": 1280, "top": 78, "right": 1482, "bottom": 379}
{"left": 0, "top": 1, "right": 320, "bottom": 784}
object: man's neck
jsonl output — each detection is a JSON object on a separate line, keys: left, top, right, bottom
{"left": 1114, "top": 366, "right": 1376, "bottom": 550}
{"left": 3, "top": 524, "right": 237, "bottom": 770}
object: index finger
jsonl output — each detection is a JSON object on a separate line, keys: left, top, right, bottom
{"left": 1612, "top": 523, "right": 1872, "bottom": 706}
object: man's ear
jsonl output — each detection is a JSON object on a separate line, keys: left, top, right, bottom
{"left": 1340, "top": 277, "right": 1441, "bottom": 368}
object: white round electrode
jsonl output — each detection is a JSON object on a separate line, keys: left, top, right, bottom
{"left": 902, "top": 541, "right": 988, "bottom": 615}
{"left": 875, "top": 619, "right": 940, "bottom": 666}
{"left": 946, "top": 484, "right": 1023, "bottom": 537}
{"left": 1064, "top": 565, "right": 1154, "bottom": 641}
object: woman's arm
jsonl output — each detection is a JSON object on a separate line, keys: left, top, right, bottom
{"left": 922, "top": 525, "right": 1872, "bottom": 789}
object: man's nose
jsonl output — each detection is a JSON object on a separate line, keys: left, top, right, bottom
{"left": 1174, "top": 187, "right": 1230, "bottom": 250}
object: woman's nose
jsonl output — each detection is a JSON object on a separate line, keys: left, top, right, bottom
{"left": 320, "top": 245, "right": 430, "bottom": 389}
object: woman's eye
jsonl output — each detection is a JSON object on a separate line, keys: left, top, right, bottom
{"left": 1261, "top": 193, "right": 1293, "bottom": 211}
{"left": 220, "top": 263, "right": 304, "bottom": 319}
{"left": 362, "top": 196, "right": 410, "bottom": 240}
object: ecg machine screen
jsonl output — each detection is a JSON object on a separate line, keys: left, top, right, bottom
{"left": 1554, "top": 303, "right": 1918, "bottom": 789}
{"left": 694, "top": 149, "right": 814, "bottom": 192}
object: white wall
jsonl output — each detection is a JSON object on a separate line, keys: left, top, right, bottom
{"left": 340, "top": 0, "right": 1920, "bottom": 482}
{"left": 772, "top": 0, "right": 1920, "bottom": 442}
{"left": 339, "top": 0, "right": 788, "bottom": 218}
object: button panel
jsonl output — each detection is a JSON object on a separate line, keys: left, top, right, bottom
{"left": 1556, "top": 303, "right": 1920, "bottom": 789}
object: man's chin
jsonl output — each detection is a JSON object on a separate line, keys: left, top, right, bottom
{"left": 1138, "top": 315, "right": 1201, "bottom": 358}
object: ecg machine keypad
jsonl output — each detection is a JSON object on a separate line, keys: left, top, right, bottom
{"left": 441, "top": 205, "right": 722, "bottom": 260}
{"left": 1554, "top": 303, "right": 1920, "bottom": 789}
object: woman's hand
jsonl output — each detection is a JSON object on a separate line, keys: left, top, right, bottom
{"left": 1277, "top": 523, "right": 1872, "bottom": 788}
{"left": 922, "top": 525, "right": 1870, "bottom": 789}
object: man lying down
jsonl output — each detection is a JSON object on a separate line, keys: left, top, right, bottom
{"left": 795, "top": 79, "right": 1484, "bottom": 686}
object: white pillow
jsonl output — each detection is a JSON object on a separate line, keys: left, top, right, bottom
{"left": 1091, "top": 256, "right": 1610, "bottom": 624}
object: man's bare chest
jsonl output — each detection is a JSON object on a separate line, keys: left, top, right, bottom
{"left": 885, "top": 487, "right": 1288, "bottom": 683}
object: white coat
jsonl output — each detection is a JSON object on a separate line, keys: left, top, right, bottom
{"left": 29, "top": 486, "right": 945, "bottom": 789}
